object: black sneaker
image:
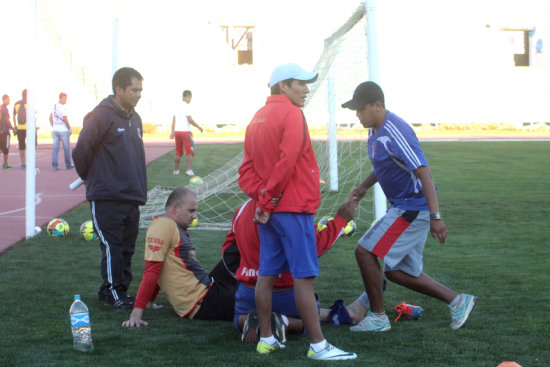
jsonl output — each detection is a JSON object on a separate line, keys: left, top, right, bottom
{"left": 271, "top": 312, "right": 287, "bottom": 343}
{"left": 242, "top": 309, "right": 259, "bottom": 342}
{"left": 104, "top": 294, "right": 134, "bottom": 309}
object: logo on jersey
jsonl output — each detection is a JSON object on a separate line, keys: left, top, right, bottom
{"left": 147, "top": 236, "right": 164, "bottom": 252}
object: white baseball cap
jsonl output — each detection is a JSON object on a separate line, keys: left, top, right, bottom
{"left": 269, "top": 63, "right": 318, "bottom": 88}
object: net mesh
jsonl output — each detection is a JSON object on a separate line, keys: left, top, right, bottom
{"left": 139, "top": 4, "right": 377, "bottom": 231}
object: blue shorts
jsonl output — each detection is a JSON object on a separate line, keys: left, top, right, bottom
{"left": 233, "top": 282, "right": 320, "bottom": 331}
{"left": 357, "top": 208, "right": 429, "bottom": 277}
{"left": 234, "top": 282, "right": 300, "bottom": 317}
{"left": 258, "top": 213, "right": 318, "bottom": 279}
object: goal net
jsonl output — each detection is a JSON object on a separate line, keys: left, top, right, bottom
{"left": 139, "top": 4, "right": 379, "bottom": 231}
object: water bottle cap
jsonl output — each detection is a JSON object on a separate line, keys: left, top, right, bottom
{"left": 74, "top": 295, "right": 81, "bottom": 300}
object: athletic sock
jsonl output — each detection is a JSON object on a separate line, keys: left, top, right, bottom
{"left": 310, "top": 339, "right": 328, "bottom": 353}
{"left": 260, "top": 335, "right": 277, "bottom": 345}
{"left": 281, "top": 314, "right": 289, "bottom": 327}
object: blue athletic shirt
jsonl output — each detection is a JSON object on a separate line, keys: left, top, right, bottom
{"left": 368, "top": 110, "right": 429, "bottom": 210}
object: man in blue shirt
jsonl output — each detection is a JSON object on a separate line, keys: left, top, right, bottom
{"left": 342, "top": 81, "right": 475, "bottom": 332}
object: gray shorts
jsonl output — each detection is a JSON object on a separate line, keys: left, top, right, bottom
{"left": 357, "top": 207, "right": 429, "bottom": 277}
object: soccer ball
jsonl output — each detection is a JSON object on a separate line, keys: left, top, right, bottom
{"left": 343, "top": 220, "right": 357, "bottom": 237}
{"left": 317, "top": 215, "right": 334, "bottom": 231}
{"left": 79, "top": 220, "right": 98, "bottom": 241}
{"left": 47, "top": 218, "right": 70, "bottom": 237}
{"left": 191, "top": 218, "right": 198, "bottom": 228}
{"left": 189, "top": 176, "right": 204, "bottom": 187}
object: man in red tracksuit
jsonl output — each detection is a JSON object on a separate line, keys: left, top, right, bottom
{"left": 238, "top": 63, "right": 356, "bottom": 360}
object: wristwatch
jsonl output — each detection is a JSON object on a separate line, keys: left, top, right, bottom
{"left": 430, "top": 212, "right": 442, "bottom": 220}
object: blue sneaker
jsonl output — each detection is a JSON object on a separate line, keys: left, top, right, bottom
{"left": 350, "top": 311, "right": 391, "bottom": 332}
{"left": 328, "top": 299, "right": 353, "bottom": 325}
{"left": 450, "top": 294, "right": 476, "bottom": 329}
{"left": 394, "top": 302, "right": 423, "bottom": 322}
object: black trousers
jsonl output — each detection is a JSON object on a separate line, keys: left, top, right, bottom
{"left": 194, "top": 260, "right": 237, "bottom": 321}
{"left": 91, "top": 200, "right": 140, "bottom": 300}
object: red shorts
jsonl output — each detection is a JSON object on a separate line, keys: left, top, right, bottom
{"left": 174, "top": 131, "right": 194, "bottom": 156}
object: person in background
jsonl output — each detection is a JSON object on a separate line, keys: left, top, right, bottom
{"left": 49, "top": 92, "right": 73, "bottom": 170}
{"left": 169, "top": 90, "right": 203, "bottom": 176}
{"left": 1, "top": 94, "right": 15, "bottom": 169}
{"left": 13, "top": 89, "right": 27, "bottom": 169}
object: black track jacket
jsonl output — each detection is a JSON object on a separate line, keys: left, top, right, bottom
{"left": 72, "top": 96, "right": 147, "bottom": 205}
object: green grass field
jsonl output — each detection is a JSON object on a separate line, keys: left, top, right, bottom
{"left": 1, "top": 141, "right": 549, "bottom": 367}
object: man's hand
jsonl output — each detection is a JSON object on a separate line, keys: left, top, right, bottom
{"left": 335, "top": 200, "right": 356, "bottom": 222}
{"left": 430, "top": 219, "right": 448, "bottom": 245}
{"left": 348, "top": 185, "right": 367, "bottom": 206}
{"left": 254, "top": 206, "right": 271, "bottom": 224}
{"left": 260, "top": 188, "right": 282, "bottom": 206}
{"left": 121, "top": 316, "right": 148, "bottom": 327}
{"left": 121, "top": 308, "right": 148, "bottom": 327}
{"left": 169, "top": 132, "right": 175, "bottom": 139}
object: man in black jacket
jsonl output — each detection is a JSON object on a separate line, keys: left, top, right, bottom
{"left": 73, "top": 67, "right": 147, "bottom": 309}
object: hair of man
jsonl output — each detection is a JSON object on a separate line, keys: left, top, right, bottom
{"left": 165, "top": 187, "right": 196, "bottom": 209}
{"left": 112, "top": 67, "right": 144, "bottom": 94}
{"left": 182, "top": 90, "right": 192, "bottom": 98}
{"left": 270, "top": 79, "right": 294, "bottom": 95}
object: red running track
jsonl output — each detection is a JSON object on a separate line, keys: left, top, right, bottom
{"left": 0, "top": 138, "right": 175, "bottom": 255}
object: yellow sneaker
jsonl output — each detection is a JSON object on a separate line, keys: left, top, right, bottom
{"left": 256, "top": 340, "right": 285, "bottom": 354}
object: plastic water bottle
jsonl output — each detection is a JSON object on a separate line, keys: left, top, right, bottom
{"left": 69, "top": 295, "right": 93, "bottom": 352}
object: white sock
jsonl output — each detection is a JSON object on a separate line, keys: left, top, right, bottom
{"left": 281, "top": 314, "right": 289, "bottom": 327}
{"left": 449, "top": 294, "right": 461, "bottom": 308}
{"left": 260, "top": 335, "right": 277, "bottom": 345}
{"left": 310, "top": 339, "right": 328, "bottom": 353}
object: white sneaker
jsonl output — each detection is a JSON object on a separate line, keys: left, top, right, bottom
{"left": 185, "top": 169, "right": 194, "bottom": 176}
{"left": 350, "top": 311, "right": 391, "bottom": 332}
{"left": 173, "top": 170, "right": 180, "bottom": 175}
{"left": 307, "top": 343, "right": 357, "bottom": 360}
{"left": 450, "top": 294, "right": 476, "bottom": 329}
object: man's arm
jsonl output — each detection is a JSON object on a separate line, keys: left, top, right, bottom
{"left": 349, "top": 171, "right": 378, "bottom": 204}
{"left": 169, "top": 116, "right": 175, "bottom": 139}
{"left": 12, "top": 105, "right": 18, "bottom": 131}
{"left": 414, "top": 166, "right": 447, "bottom": 244}
{"left": 63, "top": 115, "right": 71, "bottom": 132}
{"left": 315, "top": 200, "right": 356, "bottom": 255}
{"left": 72, "top": 109, "right": 107, "bottom": 180}
{"left": 187, "top": 116, "right": 203, "bottom": 133}
{"left": 122, "top": 261, "right": 163, "bottom": 327}
{"left": 4, "top": 115, "right": 15, "bottom": 134}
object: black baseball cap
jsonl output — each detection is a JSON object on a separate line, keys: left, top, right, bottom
{"left": 341, "top": 81, "right": 384, "bottom": 110}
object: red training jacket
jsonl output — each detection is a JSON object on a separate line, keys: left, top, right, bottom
{"left": 238, "top": 95, "right": 321, "bottom": 213}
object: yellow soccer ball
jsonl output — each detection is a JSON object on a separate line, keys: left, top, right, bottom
{"left": 343, "top": 220, "right": 357, "bottom": 238}
{"left": 189, "top": 176, "right": 204, "bottom": 188}
{"left": 47, "top": 218, "right": 70, "bottom": 237}
{"left": 317, "top": 215, "right": 334, "bottom": 232}
{"left": 79, "top": 220, "right": 98, "bottom": 241}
